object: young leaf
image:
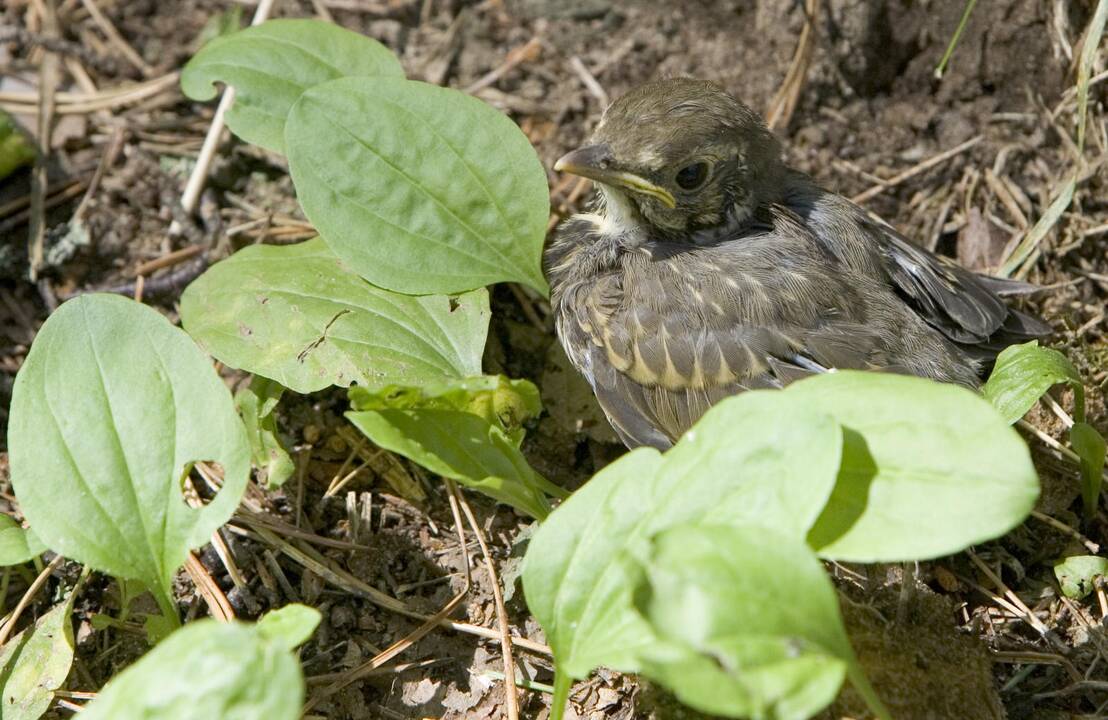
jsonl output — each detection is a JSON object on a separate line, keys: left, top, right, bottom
{"left": 521, "top": 391, "right": 842, "bottom": 679}
{"left": 349, "top": 375, "right": 542, "bottom": 446}
{"left": 236, "top": 376, "right": 294, "bottom": 489}
{"left": 630, "top": 524, "right": 858, "bottom": 720}
{"left": 0, "top": 516, "right": 45, "bottom": 566}
{"left": 1072, "top": 422, "right": 1107, "bottom": 521}
{"left": 346, "top": 408, "right": 554, "bottom": 519}
{"left": 7, "top": 294, "right": 251, "bottom": 612}
{"left": 0, "top": 595, "right": 76, "bottom": 720}
{"left": 1054, "top": 555, "right": 1108, "bottom": 599}
{"left": 181, "top": 238, "right": 489, "bottom": 393}
{"left": 285, "top": 76, "right": 550, "bottom": 295}
{"left": 792, "top": 372, "right": 1039, "bottom": 562}
{"left": 256, "top": 604, "right": 322, "bottom": 651}
{"left": 181, "top": 19, "right": 404, "bottom": 153}
{"left": 78, "top": 605, "right": 319, "bottom": 720}
{"left": 983, "top": 340, "right": 1084, "bottom": 424}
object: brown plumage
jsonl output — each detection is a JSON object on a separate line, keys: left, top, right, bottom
{"left": 545, "top": 78, "right": 1050, "bottom": 450}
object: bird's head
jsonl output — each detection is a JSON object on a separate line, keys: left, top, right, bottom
{"left": 555, "top": 78, "right": 784, "bottom": 238}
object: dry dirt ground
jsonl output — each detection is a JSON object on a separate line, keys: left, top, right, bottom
{"left": 2, "top": 0, "right": 1108, "bottom": 718}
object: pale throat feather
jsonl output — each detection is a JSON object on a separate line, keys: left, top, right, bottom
{"left": 588, "top": 185, "right": 646, "bottom": 243}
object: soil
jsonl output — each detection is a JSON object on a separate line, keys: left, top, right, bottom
{"left": 2, "top": 0, "right": 1108, "bottom": 718}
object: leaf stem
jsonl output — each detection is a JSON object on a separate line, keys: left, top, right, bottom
{"left": 153, "top": 586, "right": 182, "bottom": 633}
{"left": 550, "top": 669, "right": 572, "bottom": 720}
{"left": 848, "top": 665, "right": 893, "bottom": 720}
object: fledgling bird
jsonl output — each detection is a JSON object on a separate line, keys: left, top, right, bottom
{"left": 545, "top": 77, "right": 1050, "bottom": 450}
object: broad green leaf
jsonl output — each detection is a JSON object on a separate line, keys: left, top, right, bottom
{"left": 78, "top": 608, "right": 316, "bottom": 720}
{"left": 7, "top": 294, "right": 250, "bottom": 605}
{"left": 983, "top": 341, "right": 1084, "bottom": 424}
{"left": 794, "top": 372, "right": 1039, "bottom": 562}
{"left": 181, "top": 19, "right": 404, "bottom": 153}
{"left": 0, "top": 594, "right": 76, "bottom": 720}
{"left": 236, "top": 377, "right": 294, "bottom": 489}
{"left": 1054, "top": 555, "right": 1108, "bottom": 599}
{"left": 346, "top": 408, "right": 554, "bottom": 519}
{"left": 631, "top": 524, "right": 854, "bottom": 720}
{"left": 181, "top": 238, "right": 489, "bottom": 394}
{"left": 1072, "top": 422, "right": 1107, "bottom": 520}
{"left": 0, "top": 516, "right": 46, "bottom": 566}
{"left": 349, "top": 375, "right": 541, "bottom": 446}
{"left": 521, "top": 391, "right": 842, "bottom": 679}
{"left": 285, "top": 76, "right": 549, "bottom": 295}
{"left": 256, "top": 604, "right": 322, "bottom": 651}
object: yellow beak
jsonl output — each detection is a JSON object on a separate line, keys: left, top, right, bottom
{"left": 555, "top": 145, "right": 676, "bottom": 209}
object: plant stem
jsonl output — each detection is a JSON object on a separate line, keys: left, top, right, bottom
{"left": 933, "top": 0, "right": 978, "bottom": 79}
{"left": 550, "top": 670, "right": 571, "bottom": 720}
{"left": 848, "top": 664, "right": 893, "bottom": 720}
{"left": 153, "top": 586, "right": 182, "bottom": 633}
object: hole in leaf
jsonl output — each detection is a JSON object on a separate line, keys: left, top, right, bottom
{"left": 180, "top": 461, "right": 228, "bottom": 510}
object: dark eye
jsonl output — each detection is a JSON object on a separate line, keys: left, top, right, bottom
{"left": 675, "top": 162, "right": 709, "bottom": 190}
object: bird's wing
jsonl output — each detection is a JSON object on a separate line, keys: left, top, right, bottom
{"left": 858, "top": 214, "right": 1051, "bottom": 343}
{"left": 558, "top": 249, "right": 882, "bottom": 449}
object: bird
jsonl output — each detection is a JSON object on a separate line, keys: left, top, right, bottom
{"left": 544, "top": 77, "right": 1050, "bottom": 450}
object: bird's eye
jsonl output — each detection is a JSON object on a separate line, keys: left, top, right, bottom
{"left": 675, "top": 162, "right": 709, "bottom": 190}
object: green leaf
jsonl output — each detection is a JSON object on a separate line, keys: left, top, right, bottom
{"left": 630, "top": 524, "right": 854, "bottom": 720}
{"left": 0, "top": 516, "right": 46, "bottom": 566}
{"left": 0, "top": 110, "right": 36, "bottom": 182}
{"left": 793, "top": 372, "right": 1039, "bottom": 562}
{"left": 285, "top": 76, "right": 550, "bottom": 295}
{"left": 78, "top": 613, "right": 310, "bottom": 720}
{"left": 181, "top": 19, "right": 403, "bottom": 153}
{"left": 7, "top": 294, "right": 251, "bottom": 605}
{"left": 1072, "top": 422, "right": 1107, "bottom": 521}
{"left": 236, "top": 376, "right": 294, "bottom": 489}
{"left": 0, "top": 595, "right": 76, "bottom": 720}
{"left": 181, "top": 238, "right": 489, "bottom": 394}
{"left": 349, "top": 375, "right": 541, "bottom": 446}
{"left": 521, "top": 391, "right": 842, "bottom": 679}
{"left": 983, "top": 340, "right": 1084, "bottom": 424}
{"left": 256, "top": 603, "right": 322, "bottom": 651}
{"left": 1054, "top": 555, "right": 1108, "bottom": 599}
{"left": 346, "top": 408, "right": 554, "bottom": 519}
{"left": 194, "top": 5, "right": 243, "bottom": 49}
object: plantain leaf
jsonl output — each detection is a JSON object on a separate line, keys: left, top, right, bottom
{"left": 796, "top": 372, "right": 1039, "bottom": 562}
{"left": 1055, "top": 555, "right": 1108, "bottom": 599}
{"left": 0, "top": 594, "right": 76, "bottom": 720}
{"left": 0, "top": 516, "right": 46, "bottom": 566}
{"left": 7, "top": 294, "right": 250, "bottom": 610}
{"left": 1072, "top": 421, "right": 1107, "bottom": 521}
{"left": 522, "top": 390, "right": 843, "bottom": 679}
{"left": 235, "top": 376, "right": 294, "bottom": 489}
{"left": 346, "top": 408, "right": 554, "bottom": 519}
{"left": 79, "top": 605, "right": 320, "bottom": 720}
{"left": 181, "top": 238, "right": 489, "bottom": 394}
{"left": 630, "top": 524, "right": 857, "bottom": 719}
{"left": 181, "top": 19, "right": 403, "bottom": 153}
{"left": 285, "top": 77, "right": 549, "bottom": 295}
{"left": 983, "top": 340, "right": 1084, "bottom": 424}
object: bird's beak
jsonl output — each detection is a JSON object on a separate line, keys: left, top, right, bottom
{"left": 554, "top": 144, "right": 676, "bottom": 209}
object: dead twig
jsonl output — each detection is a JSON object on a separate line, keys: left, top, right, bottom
{"left": 850, "top": 136, "right": 984, "bottom": 205}
{"left": 457, "top": 490, "right": 520, "bottom": 720}
{"left": 28, "top": 0, "right": 61, "bottom": 282}
{"left": 177, "top": 0, "right": 277, "bottom": 220}
{"left": 766, "top": 0, "right": 819, "bottom": 131}
{"left": 465, "top": 37, "right": 542, "bottom": 95}
{"left": 78, "top": 0, "right": 155, "bottom": 77}
{"left": 302, "top": 479, "right": 473, "bottom": 712}
{"left": 0, "top": 555, "right": 65, "bottom": 648}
